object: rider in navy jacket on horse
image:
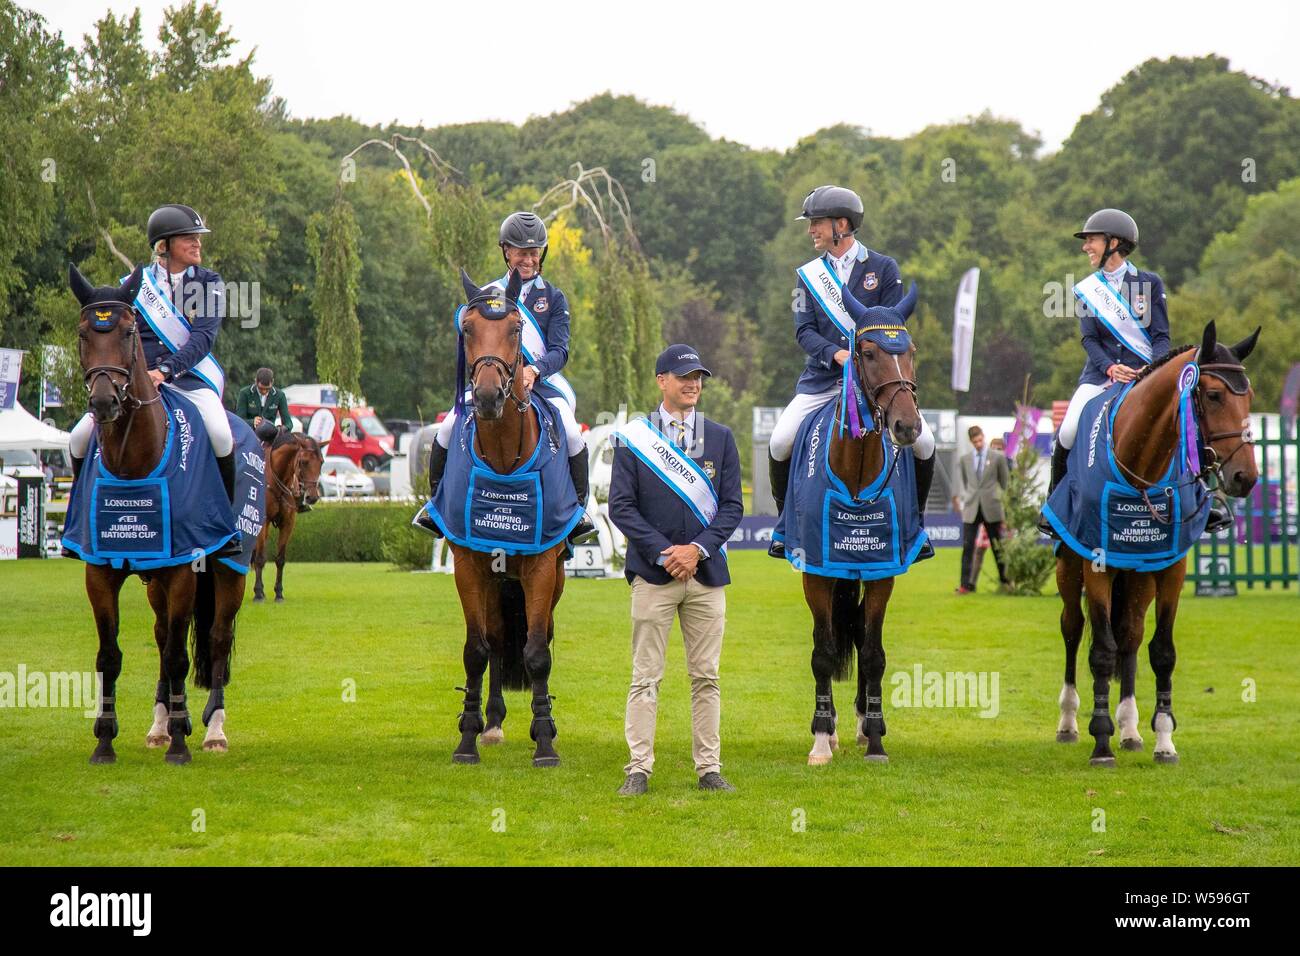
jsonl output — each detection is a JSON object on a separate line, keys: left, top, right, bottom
{"left": 67, "top": 203, "right": 242, "bottom": 557}
{"left": 414, "top": 211, "right": 596, "bottom": 544}
{"left": 766, "top": 185, "right": 936, "bottom": 560}
{"left": 1041, "top": 208, "right": 1232, "bottom": 535}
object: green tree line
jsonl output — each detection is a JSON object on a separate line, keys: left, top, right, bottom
{"left": 3, "top": 0, "right": 1299, "bottom": 483}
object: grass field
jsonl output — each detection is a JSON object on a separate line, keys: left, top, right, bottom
{"left": 1, "top": 550, "right": 1297, "bottom": 866}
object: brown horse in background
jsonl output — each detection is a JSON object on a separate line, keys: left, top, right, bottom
{"left": 69, "top": 264, "right": 248, "bottom": 765}
{"left": 445, "top": 269, "right": 568, "bottom": 767}
{"left": 1053, "top": 321, "right": 1260, "bottom": 766}
{"left": 253, "top": 431, "right": 323, "bottom": 603}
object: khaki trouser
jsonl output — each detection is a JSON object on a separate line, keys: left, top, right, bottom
{"left": 624, "top": 574, "right": 727, "bottom": 777}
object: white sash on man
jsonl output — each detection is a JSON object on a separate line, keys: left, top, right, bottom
{"left": 131, "top": 266, "right": 226, "bottom": 395}
{"left": 486, "top": 275, "right": 577, "bottom": 411}
{"left": 796, "top": 257, "right": 855, "bottom": 342}
{"left": 1073, "top": 271, "right": 1152, "bottom": 363}
{"left": 617, "top": 416, "right": 719, "bottom": 529}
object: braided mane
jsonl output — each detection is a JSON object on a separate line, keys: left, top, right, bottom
{"left": 1131, "top": 343, "right": 1196, "bottom": 387}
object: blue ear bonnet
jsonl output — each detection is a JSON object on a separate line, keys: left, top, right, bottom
{"left": 460, "top": 268, "right": 520, "bottom": 321}
{"left": 843, "top": 280, "right": 918, "bottom": 354}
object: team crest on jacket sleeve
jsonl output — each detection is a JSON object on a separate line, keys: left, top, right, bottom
{"left": 533, "top": 297, "right": 548, "bottom": 312}
{"left": 863, "top": 272, "right": 878, "bottom": 291}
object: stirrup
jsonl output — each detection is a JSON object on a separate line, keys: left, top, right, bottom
{"left": 1204, "top": 506, "right": 1233, "bottom": 535}
{"left": 767, "top": 539, "right": 786, "bottom": 559}
{"left": 412, "top": 505, "right": 442, "bottom": 538}
{"left": 567, "top": 515, "right": 597, "bottom": 545}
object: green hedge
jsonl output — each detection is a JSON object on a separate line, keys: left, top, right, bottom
{"left": 285, "top": 500, "right": 431, "bottom": 567}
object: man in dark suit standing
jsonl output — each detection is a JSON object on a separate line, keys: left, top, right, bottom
{"left": 953, "top": 425, "right": 1010, "bottom": 594}
{"left": 609, "top": 345, "right": 744, "bottom": 796}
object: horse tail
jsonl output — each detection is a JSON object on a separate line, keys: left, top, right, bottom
{"left": 190, "top": 566, "right": 218, "bottom": 689}
{"left": 498, "top": 580, "right": 531, "bottom": 691}
{"left": 830, "top": 579, "right": 862, "bottom": 682}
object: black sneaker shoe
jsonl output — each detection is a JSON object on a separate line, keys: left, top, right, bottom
{"left": 617, "top": 772, "right": 648, "bottom": 796}
{"left": 697, "top": 771, "right": 735, "bottom": 792}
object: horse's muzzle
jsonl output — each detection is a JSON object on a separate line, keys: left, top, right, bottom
{"left": 90, "top": 395, "right": 121, "bottom": 424}
{"left": 890, "top": 418, "right": 920, "bottom": 447}
{"left": 473, "top": 385, "right": 505, "bottom": 421}
{"left": 1221, "top": 466, "right": 1257, "bottom": 500}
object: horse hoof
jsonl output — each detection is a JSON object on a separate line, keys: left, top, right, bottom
{"left": 1154, "top": 752, "right": 1179, "bottom": 765}
{"left": 165, "top": 750, "right": 192, "bottom": 766}
{"left": 89, "top": 749, "right": 116, "bottom": 765}
{"left": 829, "top": 733, "right": 839, "bottom": 751}
{"left": 481, "top": 727, "right": 504, "bottom": 745}
{"left": 202, "top": 738, "right": 228, "bottom": 752}
{"left": 1089, "top": 756, "right": 1117, "bottom": 768}
{"left": 1056, "top": 731, "right": 1079, "bottom": 743}
{"left": 274, "top": 596, "right": 284, "bottom": 604}
{"left": 1120, "top": 738, "right": 1144, "bottom": 752}
{"left": 533, "top": 755, "right": 560, "bottom": 768}
{"left": 452, "top": 752, "right": 480, "bottom": 765}
{"left": 253, "top": 595, "right": 264, "bottom": 603}
{"left": 146, "top": 734, "right": 170, "bottom": 748}
{"left": 807, "top": 754, "right": 832, "bottom": 766}
{"left": 864, "top": 753, "right": 889, "bottom": 764}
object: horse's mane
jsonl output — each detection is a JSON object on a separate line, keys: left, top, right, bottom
{"left": 270, "top": 428, "right": 298, "bottom": 450}
{"left": 1131, "top": 343, "right": 1197, "bottom": 387}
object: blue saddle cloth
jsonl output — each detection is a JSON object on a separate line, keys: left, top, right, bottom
{"left": 773, "top": 401, "right": 930, "bottom": 580}
{"left": 62, "top": 391, "right": 262, "bottom": 572}
{"left": 1042, "top": 384, "right": 1209, "bottom": 572}
{"left": 423, "top": 396, "right": 582, "bottom": 555}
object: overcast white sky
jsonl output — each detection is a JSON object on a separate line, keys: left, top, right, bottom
{"left": 29, "top": 0, "right": 1300, "bottom": 154}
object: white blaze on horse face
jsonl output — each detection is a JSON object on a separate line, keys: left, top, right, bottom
{"left": 1116, "top": 696, "right": 1141, "bottom": 745}
{"left": 1058, "top": 683, "right": 1079, "bottom": 732}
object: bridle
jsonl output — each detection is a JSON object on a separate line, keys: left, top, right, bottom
{"left": 844, "top": 327, "right": 920, "bottom": 501}
{"left": 79, "top": 301, "right": 162, "bottom": 456}
{"left": 269, "top": 440, "right": 322, "bottom": 511}
{"left": 466, "top": 313, "right": 531, "bottom": 470}
{"left": 1109, "top": 354, "right": 1253, "bottom": 524}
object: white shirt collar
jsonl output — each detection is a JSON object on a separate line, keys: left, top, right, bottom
{"left": 658, "top": 403, "right": 697, "bottom": 432}
{"left": 1103, "top": 259, "right": 1136, "bottom": 286}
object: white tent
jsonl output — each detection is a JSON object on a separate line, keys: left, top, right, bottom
{"left": 0, "top": 402, "right": 71, "bottom": 452}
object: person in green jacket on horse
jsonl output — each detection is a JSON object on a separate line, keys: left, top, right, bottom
{"left": 236, "top": 367, "right": 292, "bottom": 441}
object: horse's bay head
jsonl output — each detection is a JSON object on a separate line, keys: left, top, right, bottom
{"left": 1197, "top": 321, "right": 1261, "bottom": 499}
{"left": 846, "top": 281, "right": 923, "bottom": 446}
{"left": 69, "top": 263, "right": 145, "bottom": 424}
{"left": 459, "top": 268, "right": 525, "bottom": 421}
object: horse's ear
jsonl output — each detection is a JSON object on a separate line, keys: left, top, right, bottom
{"left": 896, "top": 281, "right": 918, "bottom": 323}
{"left": 460, "top": 268, "right": 480, "bottom": 303}
{"left": 1199, "top": 321, "right": 1217, "bottom": 363}
{"left": 840, "top": 280, "right": 869, "bottom": 323}
{"left": 68, "top": 262, "right": 96, "bottom": 307}
{"left": 120, "top": 265, "right": 143, "bottom": 304}
{"left": 504, "top": 268, "right": 522, "bottom": 304}
{"left": 1229, "top": 326, "right": 1261, "bottom": 363}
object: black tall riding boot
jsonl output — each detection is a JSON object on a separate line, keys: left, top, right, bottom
{"left": 215, "top": 453, "right": 244, "bottom": 558}
{"left": 412, "top": 441, "right": 450, "bottom": 537}
{"left": 1038, "top": 440, "right": 1070, "bottom": 537}
{"left": 914, "top": 452, "right": 936, "bottom": 561}
{"left": 768, "top": 451, "right": 792, "bottom": 559}
{"left": 567, "top": 446, "right": 597, "bottom": 545}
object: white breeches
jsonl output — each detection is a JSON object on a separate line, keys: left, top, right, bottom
{"left": 437, "top": 394, "right": 584, "bottom": 456}
{"left": 1058, "top": 383, "right": 1108, "bottom": 450}
{"left": 69, "top": 384, "right": 233, "bottom": 459}
{"left": 769, "top": 387, "right": 934, "bottom": 461}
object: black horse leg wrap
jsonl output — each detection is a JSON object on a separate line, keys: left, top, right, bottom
{"left": 1151, "top": 692, "right": 1177, "bottom": 732}
{"left": 529, "top": 693, "right": 557, "bottom": 742}
{"left": 94, "top": 695, "right": 119, "bottom": 739}
{"left": 202, "top": 686, "right": 225, "bottom": 726}
{"left": 811, "top": 694, "right": 836, "bottom": 735}
{"left": 458, "top": 690, "right": 484, "bottom": 734}
{"left": 168, "top": 693, "right": 192, "bottom": 735}
{"left": 1089, "top": 695, "right": 1114, "bottom": 736}
{"left": 154, "top": 679, "right": 168, "bottom": 706}
{"left": 862, "top": 696, "right": 887, "bottom": 737}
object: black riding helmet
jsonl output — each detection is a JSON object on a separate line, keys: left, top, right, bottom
{"left": 147, "top": 204, "right": 211, "bottom": 248}
{"left": 796, "top": 185, "right": 864, "bottom": 241}
{"left": 1074, "top": 208, "right": 1138, "bottom": 261}
{"left": 499, "top": 211, "right": 549, "bottom": 272}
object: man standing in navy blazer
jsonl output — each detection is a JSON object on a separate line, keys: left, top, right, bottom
{"left": 609, "top": 345, "right": 744, "bottom": 796}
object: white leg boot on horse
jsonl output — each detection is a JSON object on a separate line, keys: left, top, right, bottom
{"left": 1057, "top": 683, "right": 1080, "bottom": 743}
